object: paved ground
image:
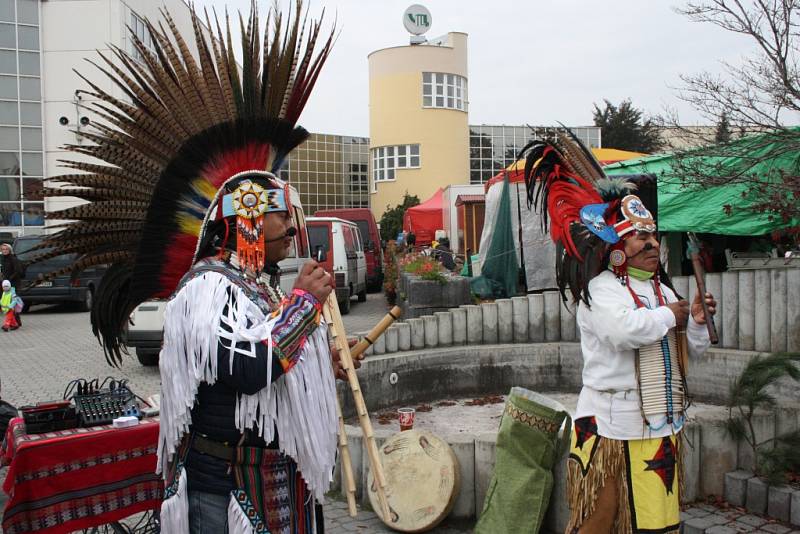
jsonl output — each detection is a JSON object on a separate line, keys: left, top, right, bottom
{"left": 323, "top": 496, "right": 473, "bottom": 533}
{"left": 681, "top": 503, "right": 800, "bottom": 533}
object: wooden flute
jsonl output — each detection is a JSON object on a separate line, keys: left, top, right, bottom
{"left": 322, "top": 294, "right": 391, "bottom": 520}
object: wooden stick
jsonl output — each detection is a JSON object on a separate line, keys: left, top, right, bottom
{"left": 687, "top": 233, "right": 719, "bottom": 344}
{"left": 336, "top": 397, "right": 358, "bottom": 516}
{"left": 350, "top": 306, "right": 402, "bottom": 359}
{"left": 322, "top": 294, "right": 391, "bottom": 521}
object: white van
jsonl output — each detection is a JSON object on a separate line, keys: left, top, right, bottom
{"left": 126, "top": 185, "right": 311, "bottom": 366}
{"left": 306, "top": 216, "right": 367, "bottom": 314}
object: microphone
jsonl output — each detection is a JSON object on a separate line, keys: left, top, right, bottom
{"left": 265, "top": 227, "right": 297, "bottom": 243}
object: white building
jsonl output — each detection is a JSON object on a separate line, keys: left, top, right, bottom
{"left": 0, "top": 0, "right": 200, "bottom": 237}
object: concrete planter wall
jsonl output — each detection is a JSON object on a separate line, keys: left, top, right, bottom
{"left": 362, "top": 289, "right": 798, "bottom": 408}
{"left": 398, "top": 273, "right": 472, "bottom": 319}
{"left": 392, "top": 268, "right": 800, "bottom": 350}
{"left": 671, "top": 268, "right": 800, "bottom": 353}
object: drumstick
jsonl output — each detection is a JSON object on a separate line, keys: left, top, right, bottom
{"left": 687, "top": 233, "right": 719, "bottom": 344}
{"left": 350, "top": 306, "right": 402, "bottom": 359}
{"left": 322, "top": 294, "right": 391, "bottom": 521}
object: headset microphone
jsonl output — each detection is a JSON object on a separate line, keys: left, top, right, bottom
{"left": 265, "top": 227, "right": 297, "bottom": 243}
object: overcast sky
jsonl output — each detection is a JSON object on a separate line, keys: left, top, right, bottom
{"left": 193, "top": 1, "right": 757, "bottom": 138}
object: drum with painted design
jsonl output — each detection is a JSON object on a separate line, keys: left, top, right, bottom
{"left": 366, "top": 429, "right": 460, "bottom": 532}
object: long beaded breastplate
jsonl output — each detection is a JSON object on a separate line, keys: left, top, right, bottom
{"left": 623, "top": 275, "right": 690, "bottom": 431}
{"left": 635, "top": 328, "right": 689, "bottom": 430}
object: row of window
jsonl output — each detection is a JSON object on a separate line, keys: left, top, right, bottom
{"left": 422, "top": 72, "right": 467, "bottom": 111}
{"left": 372, "top": 144, "right": 420, "bottom": 183}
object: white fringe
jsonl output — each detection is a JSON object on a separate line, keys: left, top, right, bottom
{"left": 227, "top": 494, "right": 257, "bottom": 534}
{"left": 160, "top": 467, "right": 189, "bottom": 534}
{"left": 157, "top": 271, "right": 338, "bottom": 501}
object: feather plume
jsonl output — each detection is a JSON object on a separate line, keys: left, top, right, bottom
{"left": 28, "top": 1, "right": 334, "bottom": 366}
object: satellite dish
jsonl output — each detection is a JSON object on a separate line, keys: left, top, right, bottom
{"left": 403, "top": 4, "right": 432, "bottom": 36}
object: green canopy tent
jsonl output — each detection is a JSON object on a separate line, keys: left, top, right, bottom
{"left": 604, "top": 132, "right": 800, "bottom": 235}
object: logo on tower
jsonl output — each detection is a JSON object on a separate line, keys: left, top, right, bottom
{"left": 403, "top": 4, "right": 432, "bottom": 36}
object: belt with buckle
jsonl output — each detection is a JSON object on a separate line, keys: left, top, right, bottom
{"left": 191, "top": 434, "right": 235, "bottom": 461}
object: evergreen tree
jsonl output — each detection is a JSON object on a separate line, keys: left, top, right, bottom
{"left": 715, "top": 111, "right": 731, "bottom": 144}
{"left": 379, "top": 193, "right": 420, "bottom": 242}
{"left": 592, "top": 99, "right": 662, "bottom": 153}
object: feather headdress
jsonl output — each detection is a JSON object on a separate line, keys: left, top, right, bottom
{"left": 520, "top": 131, "right": 662, "bottom": 305}
{"left": 28, "top": 1, "right": 334, "bottom": 365}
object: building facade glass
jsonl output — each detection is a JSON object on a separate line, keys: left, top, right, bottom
{"left": 0, "top": 0, "right": 42, "bottom": 229}
{"left": 469, "top": 125, "right": 601, "bottom": 184}
{"left": 279, "top": 133, "right": 370, "bottom": 214}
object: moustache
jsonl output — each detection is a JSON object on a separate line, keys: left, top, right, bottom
{"left": 264, "top": 227, "right": 297, "bottom": 243}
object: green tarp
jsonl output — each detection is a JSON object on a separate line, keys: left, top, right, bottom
{"left": 604, "top": 132, "right": 800, "bottom": 235}
{"left": 470, "top": 176, "right": 518, "bottom": 298}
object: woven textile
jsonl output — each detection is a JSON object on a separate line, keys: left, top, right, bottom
{"left": 230, "top": 447, "right": 315, "bottom": 534}
{"left": 1, "top": 417, "right": 161, "bottom": 534}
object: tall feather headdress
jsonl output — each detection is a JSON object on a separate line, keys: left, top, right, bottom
{"left": 28, "top": 1, "right": 334, "bottom": 365}
{"left": 520, "top": 130, "right": 662, "bottom": 305}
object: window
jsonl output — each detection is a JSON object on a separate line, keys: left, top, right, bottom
{"left": 16, "top": 0, "right": 37, "bottom": 25}
{"left": 130, "top": 12, "right": 155, "bottom": 62}
{"left": 0, "top": 1, "right": 12, "bottom": 23}
{"left": 0, "top": 75, "right": 15, "bottom": 98}
{"left": 342, "top": 225, "right": 356, "bottom": 256}
{"left": 17, "top": 25, "right": 37, "bottom": 50}
{"left": 422, "top": 72, "right": 467, "bottom": 111}
{"left": 307, "top": 225, "right": 330, "bottom": 256}
{"left": 371, "top": 144, "right": 420, "bottom": 184}
{"left": 292, "top": 205, "right": 308, "bottom": 258}
{"left": 0, "top": 23, "right": 14, "bottom": 48}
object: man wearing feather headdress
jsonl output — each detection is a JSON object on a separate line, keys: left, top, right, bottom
{"left": 27, "top": 2, "right": 341, "bottom": 532}
{"left": 521, "top": 135, "right": 717, "bottom": 534}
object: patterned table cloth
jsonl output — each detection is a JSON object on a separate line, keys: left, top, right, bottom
{"left": 1, "top": 416, "right": 162, "bottom": 534}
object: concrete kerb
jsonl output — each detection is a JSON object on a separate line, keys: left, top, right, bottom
{"left": 767, "top": 484, "right": 793, "bottom": 523}
{"left": 496, "top": 299, "right": 513, "bottom": 343}
{"left": 791, "top": 489, "right": 800, "bottom": 526}
{"left": 724, "top": 470, "right": 753, "bottom": 507}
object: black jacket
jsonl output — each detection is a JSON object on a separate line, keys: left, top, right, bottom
{"left": 0, "top": 254, "right": 23, "bottom": 286}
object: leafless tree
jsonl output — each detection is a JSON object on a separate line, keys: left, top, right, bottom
{"left": 665, "top": 0, "right": 800, "bottom": 228}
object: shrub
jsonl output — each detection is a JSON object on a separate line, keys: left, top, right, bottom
{"left": 722, "top": 351, "right": 800, "bottom": 483}
{"left": 399, "top": 252, "right": 447, "bottom": 284}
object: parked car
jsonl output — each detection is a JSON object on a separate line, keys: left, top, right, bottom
{"left": 12, "top": 235, "right": 106, "bottom": 312}
{"left": 126, "top": 184, "right": 312, "bottom": 366}
{"left": 314, "top": 208, "right": 383, "bottom": 291}
{"left": 306, "top": 216, "right": 367, "bottom": 314}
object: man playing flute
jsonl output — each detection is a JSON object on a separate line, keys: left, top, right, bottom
{"left": 522, "top": 136, "right": 716, "bottom": 534}
{"left": 26, "top": 2, "right": 349, "bottom": 532}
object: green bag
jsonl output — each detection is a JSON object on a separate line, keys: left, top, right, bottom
{"left": 475, "top": 387, "right": 571, "bottom": 534}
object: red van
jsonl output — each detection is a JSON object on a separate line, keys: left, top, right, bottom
{"left": 314, "top": 208, "right": 383, "bottom": 291}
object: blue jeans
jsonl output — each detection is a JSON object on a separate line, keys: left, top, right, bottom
{"left": 188, "top": 490, "right": 229, "bottom": 534}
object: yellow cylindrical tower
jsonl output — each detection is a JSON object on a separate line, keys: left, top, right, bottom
{"left": 368, "top": 32, "right": 469, "bottom": 222}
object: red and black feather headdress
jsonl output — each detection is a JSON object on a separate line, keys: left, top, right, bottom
{"left": 520, "top": 131, "right": 663, "bottom": 306}
{"left": 27, "top": 1, "right": 334, "bottom": 365}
